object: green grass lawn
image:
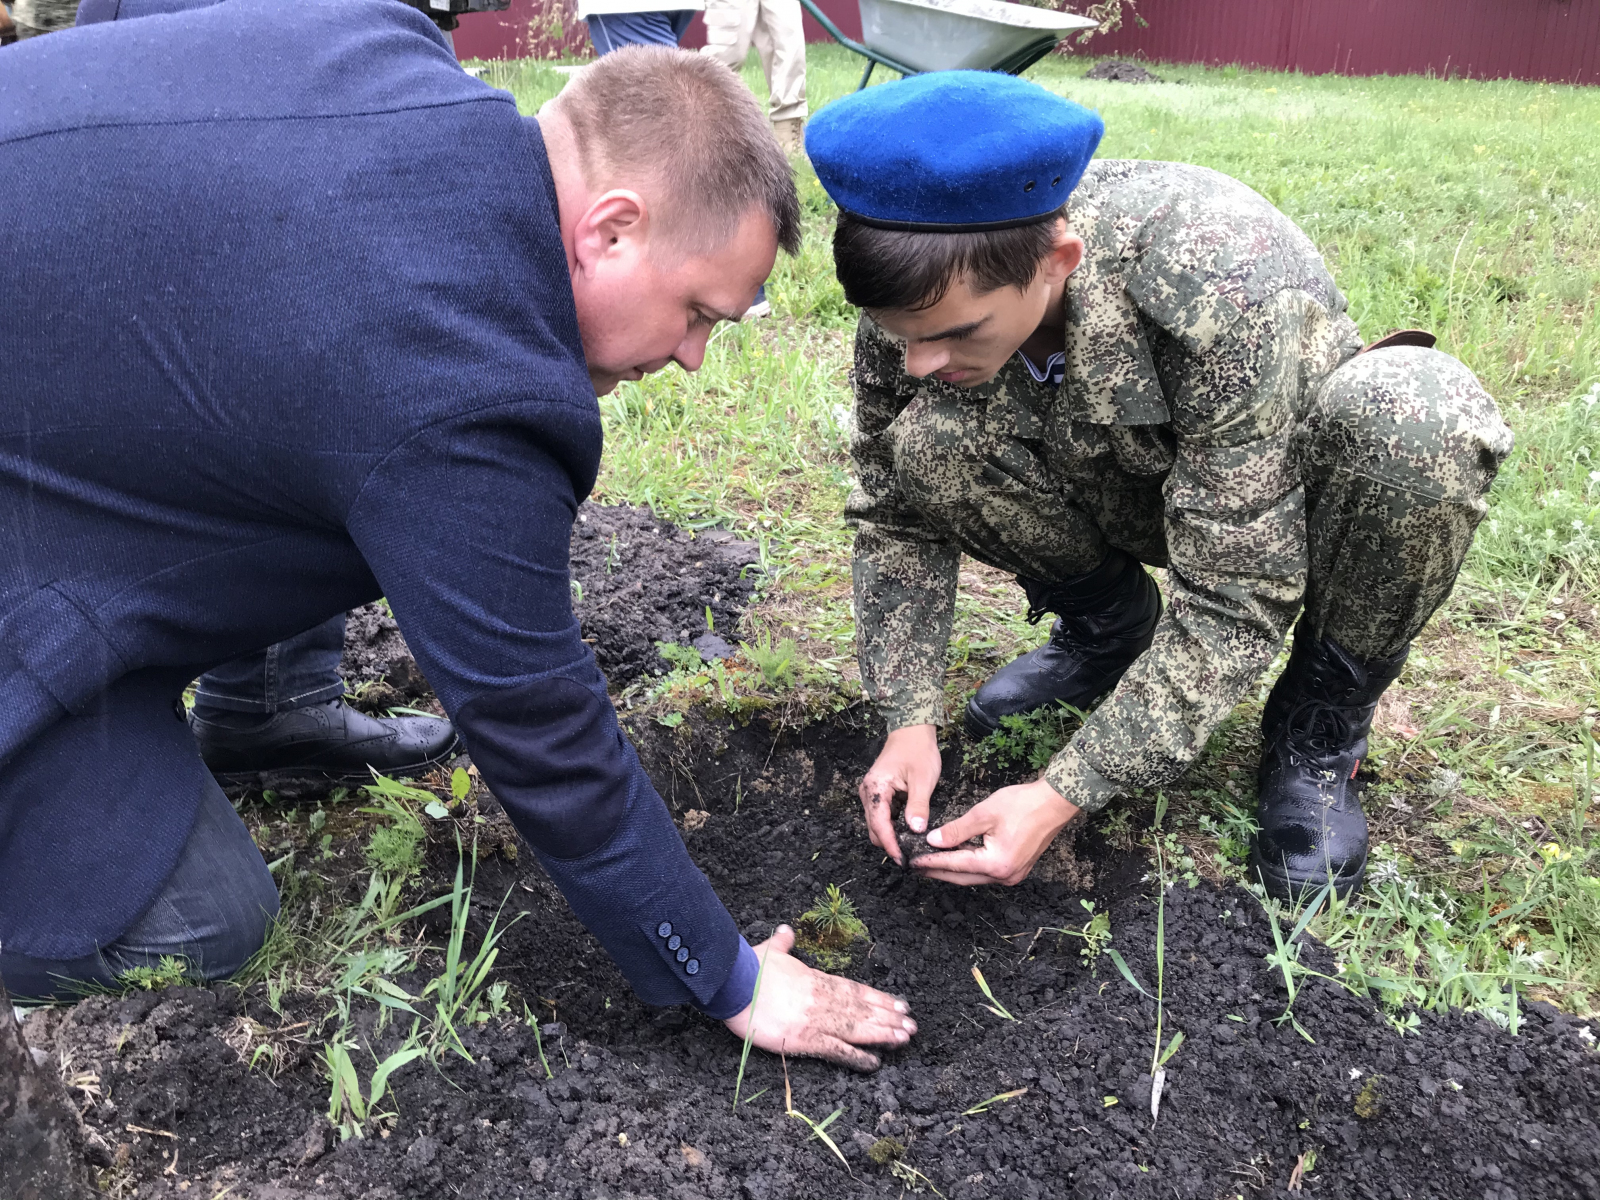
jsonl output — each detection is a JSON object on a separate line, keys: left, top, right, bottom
{"left": 472, "top": 47, "right": 1600, "bottom": 1026}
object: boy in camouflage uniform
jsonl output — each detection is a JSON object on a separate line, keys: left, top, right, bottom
{"left": 806, "top": 72, "right": 1511, "bottom": 899}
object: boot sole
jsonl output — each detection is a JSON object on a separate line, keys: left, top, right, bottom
{"left": 207, "top": 734, "right": 461, "bottom": 786}
{"left": 963, "top": 698, "right": 1001, "bottom": 740}
{"left": 1249, "top": 841, "right": 1365, "bottom": 902}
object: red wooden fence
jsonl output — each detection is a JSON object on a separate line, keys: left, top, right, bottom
{"left": 1086, "top": 0, "right": 1599, "bottom": 86}
{"left": 453, "top": 0, "right": 1600, "bottom": 86}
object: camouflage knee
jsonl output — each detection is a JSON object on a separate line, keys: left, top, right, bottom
{"left": 1296, "top": 346, "right": 1514, "bottom": 659}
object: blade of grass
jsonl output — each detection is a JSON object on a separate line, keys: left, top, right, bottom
{"left": 1151, "top": 837, "right": 1168, "bottom": 1074}
{"left": 732, "top": 949, "right": 771, "bottom": 1109}
{"left": 970, "top": 964, "right": 1015, "bottom": 1020}
{"left": 962, "top": 1086, "right": 1028, "bottom": 1116}
{"left": 1156, "top": 1030, "right": 1185, "bottom": 1068}
{"left": 1105, "top": 948, "right": 1151, "bottom": 998}
{"left": 781, "top": 1051, "right": 852, "bottom": 1172}
{"left": 523, "top": 1004, "right": 553, "bottom": 1079}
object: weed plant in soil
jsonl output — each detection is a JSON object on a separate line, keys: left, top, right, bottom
{"left": 471, "top": 48, "right": 1600, "bottom": 1023}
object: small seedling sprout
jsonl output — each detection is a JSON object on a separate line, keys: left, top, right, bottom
{"left": 323, "top": 1022, "right": 426, "bottom": 1141}
{"left": 970, "top": 965, "right": 1015, "bottom": 1020}
{"left": 962, "top": 1086, "right": 1027, "bottom": 1116}
{"left": 740, "top": 630, "right": 801, "bottom": 690}
{"left": 522, "top": 1003, "right": 552, "bottom": 1079}
{"left": 801, "top": 884, "right": 866, "bottom": 941}
{"left": 1036, "top": 898, "right": 1112, "bottom": 969}
{"left": 798, "top": 885, "right": 869, "bottom": 967}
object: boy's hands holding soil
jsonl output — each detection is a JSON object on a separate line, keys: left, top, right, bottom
{"left": 723, "top": 925, "right": 916, "bottom": 1071}
{"left": 859, "top": 727, "right": 1080, "bottom": 885}
{"left": 911, "top": 780, "right": 1079, "bottom": 886}
{"left": 859, "top": 724, "right": 943, "bottom": 863}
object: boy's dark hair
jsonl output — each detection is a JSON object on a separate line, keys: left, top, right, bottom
{"left": 832, "top": 206, "right": 1067, "bottom": 311}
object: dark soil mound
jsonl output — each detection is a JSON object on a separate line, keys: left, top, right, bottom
{"left": 340, "top": 603, "right": 434, "bottom": 708}
{"left": 28, "top": 713, "right": 1600, "bottom": 1200}
{"left": 338, "top": 502, "right": 760, "bottom": 706}
{"left": 1085, "top": 59, "right": 1163, "bottom": 83}
{"left": 568, "top": 502, "right": 760, "bottom": 684}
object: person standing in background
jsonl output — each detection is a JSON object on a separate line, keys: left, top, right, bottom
{"left": 579, "top": 0, "right": 701, "bottom": 56}
{"left": 699, "top": 0, "right": 806, "bottom": 318}
{"left": 575, "top": 0, "right": 781, "bottom": 319}
{"left": 8, "top": 0, "right": 78, "bottom": 38}
{"left": 699, "top": 0, "right": 806, "bottom": 155}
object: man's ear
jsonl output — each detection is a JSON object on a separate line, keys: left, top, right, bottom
{"left": 570, "top": 189, "right": 650, "bottom": 278}
{"left": 1041, "top": 226, "right": 1085, "bottom": 286}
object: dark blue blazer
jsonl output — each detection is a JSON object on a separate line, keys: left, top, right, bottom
{"left": 0, "top": 0, "right": 754, "bottom": 1015}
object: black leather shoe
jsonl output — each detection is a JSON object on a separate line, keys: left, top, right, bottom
{"left": 190, "top": 699, "right": 458, "bottom": 781}
{"left": 1250, "top": 621, "right": 1408, "bottom": 901}
{"left": 964, "top": 549, "right": 1162, "bottom": 738}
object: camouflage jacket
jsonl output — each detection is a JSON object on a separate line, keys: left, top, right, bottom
{"left": 847, "top": 159, "right": 1364, "bottom": 811}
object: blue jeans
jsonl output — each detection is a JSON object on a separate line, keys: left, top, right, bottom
{"left": 0, "top": 767, "right": 280, "bottom": 1001}
{"left": 585, "top": 9, "right": 696, "bottom": 54}
{"left": 191, "top": 614, "right": 346, "bottom": 717}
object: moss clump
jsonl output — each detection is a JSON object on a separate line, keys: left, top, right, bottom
{"left": 867, "top": 1137, "right": 906, "bottom": 1166}
{"left": 1354, "top": 1076, "right": 1383, "bottom": 1120}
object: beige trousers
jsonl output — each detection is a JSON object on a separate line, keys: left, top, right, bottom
{"left": 699, "top": 0, "right": 808, "bottom": 122}
{"left": 12, "top": 0, "right": 79, "bottom": 37}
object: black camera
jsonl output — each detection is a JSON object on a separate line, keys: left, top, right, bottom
{"left": 397, "top": 0, "right": 511, "bottom": 33}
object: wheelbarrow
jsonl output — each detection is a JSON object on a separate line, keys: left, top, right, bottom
{"left": 798, "top": 0, "right": 1096, "bottom": 89}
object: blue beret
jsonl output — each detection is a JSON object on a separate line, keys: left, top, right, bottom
{"left": 805, "top": 71, "right": 1104, "bottom": 232}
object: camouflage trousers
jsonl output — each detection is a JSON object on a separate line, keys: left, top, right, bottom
{"left": 1019, "top": 345, "right": 1512, "bottom": 662}
{"left": 1293, "top": 345, "right": 1512, "bottom": 659}
{"left": 12, "top": 0, "right": 79, "bottom": 37}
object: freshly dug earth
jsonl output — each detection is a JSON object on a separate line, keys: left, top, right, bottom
{"left": 566, "top": 502, "right": 760, "bottom": 683}
{"left": 1085, "top": 59, "right": 1164, "bottom": 83}
{"left": 339, "top": 502, "right": 759, "bottom": 707}
{"left": 25, "top": 510, "right": 1599, "bottom": 1199}
{"left": 27, "top": 710, "right": 1600, "bottom": 1200}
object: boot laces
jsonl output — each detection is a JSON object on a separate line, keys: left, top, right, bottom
{"left": 1282, "top": 697, "right": 1362, "bottom": 763}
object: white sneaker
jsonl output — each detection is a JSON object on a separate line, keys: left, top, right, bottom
{"left": 742, "top": 282, "right": 772, "bottom": 320}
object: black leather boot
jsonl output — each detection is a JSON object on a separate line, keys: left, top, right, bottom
{"left": 963, "top": 548, "right": 1162, "bottom": 738}
{"left": 190, "top": 699, "right": 458, "bottom": 781}
{"left": 1250, "top": 620, "right": 1409, "bottom": 901}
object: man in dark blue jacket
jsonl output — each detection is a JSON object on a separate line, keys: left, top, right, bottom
{"left": 0, "top": 0, "right": 915, "bottom": 1069}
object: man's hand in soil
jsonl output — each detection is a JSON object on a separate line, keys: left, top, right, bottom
{"left": 910, "top": 779, "right": 1080, "bottom": 886}
{"left": 858, "top": 723, "right": 942, "bottom": 865}
{"left": 723, "top": 925, "right": 916, "bottom": 1071}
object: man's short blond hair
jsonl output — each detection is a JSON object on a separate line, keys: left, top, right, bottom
{"left": 547, "top": 46, "right": 800, "bottom": 257}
